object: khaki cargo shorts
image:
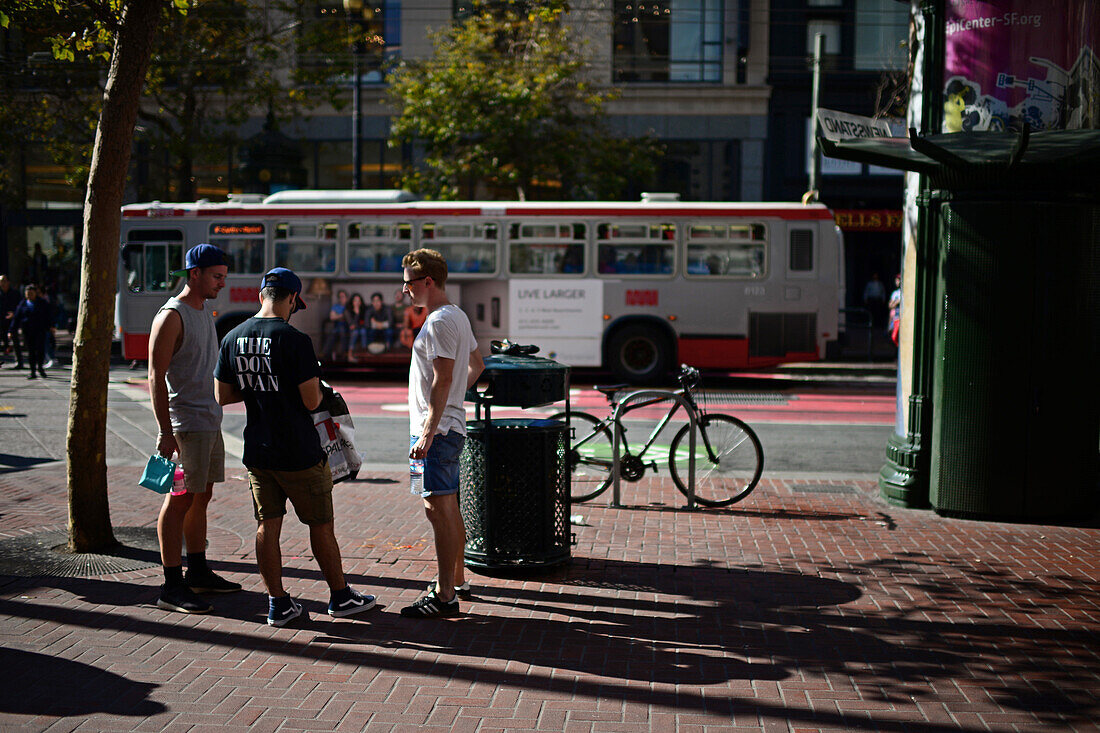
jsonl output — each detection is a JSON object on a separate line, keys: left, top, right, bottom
{"left": 176, "top": 430, "right": 225, "bottom": 494}
{"left": 247, "top": 459, "right": 333, "bottom": 526}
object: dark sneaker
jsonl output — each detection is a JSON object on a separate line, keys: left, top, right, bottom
{"left": 268, "top": 595, "right": 304, "bottom": 627}
{"left": 157, "top": 583, "right": 213, "bottom": 614}
{"left": 328, "top": 586, "right": 377, "bottom": 618}
{"left": 185, "top": 569, "right": 242, "bottom": 594}
{"left": 400, "top": 588, "right": 460, "bottom": 618}
{"left": 426, "top": 578, "right": 473, "bottom": 599}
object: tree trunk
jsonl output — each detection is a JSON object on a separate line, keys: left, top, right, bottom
{"left": 67, "top": 0, "right": 163, "bottom": 553}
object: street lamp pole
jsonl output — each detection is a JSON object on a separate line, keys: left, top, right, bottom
{"left": 344, "top": 0, "right": 363, "bottom": 189}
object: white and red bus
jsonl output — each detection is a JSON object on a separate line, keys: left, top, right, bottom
{"left": 117, "top": 191, "right": 844, "bottom": 382}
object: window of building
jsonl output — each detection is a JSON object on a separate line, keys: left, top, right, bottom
{"left": 685, "top": 222, "right": 765, "bottom": 278}
{"left": 613, "top": 0, "right": 723, "bottom": 83}
{"left": 209, "top": 223, "right": 265, "bottom": 274}
{"left": 274, "top": 222, "right": 338, "bottom": 273}
{"left": 806, "top": 19, "right": 841, "bottom": 55}
{"left": 347, "top": 221, "right": 411, "bottom": 273}
{"left": 854, "top": 0, "right": 909, "bottom": 70}
{"left": 507, "top": 222, "right": 587, "bottom": 275}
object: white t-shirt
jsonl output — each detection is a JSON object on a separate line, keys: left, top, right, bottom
{"left": 408, "top": 304, "right": 477, "bottom": 437}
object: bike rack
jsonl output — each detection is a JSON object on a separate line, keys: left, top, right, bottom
{"left": 609, "top": 389, "right": 698, "bottom": 509}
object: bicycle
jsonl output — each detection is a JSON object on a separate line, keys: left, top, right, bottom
{"left": 549, "top": 365, "right": 764, "bottom": 507}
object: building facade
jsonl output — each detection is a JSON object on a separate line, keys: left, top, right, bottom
{"left": 765, "top": 0, "right": 910, "bottom": 318}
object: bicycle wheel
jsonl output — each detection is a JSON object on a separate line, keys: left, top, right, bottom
{"left": 548, "top": 411, "right": 614, "bottom": 502}
{"left": 669, "top": 414, "right": 763, "bottom": 507}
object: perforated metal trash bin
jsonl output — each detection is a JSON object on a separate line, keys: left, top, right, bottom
{"left": 459, "top": 418, "right": 570, "bottom": 569}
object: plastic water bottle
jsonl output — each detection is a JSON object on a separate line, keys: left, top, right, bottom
{"left": 410, "top": 456, "right": 424, "bottom": 495}
{"left": 171, "top": 464, "right": 186, "bottom": 496}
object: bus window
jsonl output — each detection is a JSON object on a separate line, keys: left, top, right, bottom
{"left": 421, "top": 222, "right": 498, "bottom": 275}
{"left": 274, "top": 222, "right": 337, "bottom": 273}
{"left": 210, "top": 223, "right": 265, "bottom": 273}
{"left": 348, "top": 222, "right": 411, "bottom": 273}
{"left": 789, "top": 228, "right": 814, "bottom": 273}
{"left": 686, "top": 222, "right": 766, "bottom": 278}
{"left": 596, "top": 222, "right": 674, "bottom": 276}
{"left": 122, "top": 230, "right": 183, "bottom": 293}
{"left": 508, "top": 221, "right": 586, "bottom": 275}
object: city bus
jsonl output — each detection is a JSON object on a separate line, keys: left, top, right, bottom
{"left": 117, "top": 190, "right": 844, "bottom": 382}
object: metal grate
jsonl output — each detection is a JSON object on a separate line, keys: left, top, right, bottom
{"left": 790, "top": 485, "right": 858, "bottom": 494}
{"left": 0, "top": 527, "right": 160, "bottom": 577}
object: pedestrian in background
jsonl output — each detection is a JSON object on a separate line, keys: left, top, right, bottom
{"left": 215, "top": 267, "right": 377, "bottom": 627}
{"left": 0, "top": 275, "right": 23, "bottom": 369}
{"left": 9, "top": 284, "right": 52, "bottom": 379}
{"left": 863, "top": 272, "right": 887, "bottom": 328}
{"left": 888, "top": 273, "right": 902, "bottom": 346}
{"left": 149, "top": 244, "right": 241, "bottom": 614}
{"left": 401, "top": 248, "right": 484, "bottom": 619}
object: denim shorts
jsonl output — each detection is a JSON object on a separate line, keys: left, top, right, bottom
{"left": 411, "top": 431, "right": 465, "bottom": 498}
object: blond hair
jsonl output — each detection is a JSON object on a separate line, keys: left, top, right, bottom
{"left": 402, "top": 248, "right": 448, "bottom": 287}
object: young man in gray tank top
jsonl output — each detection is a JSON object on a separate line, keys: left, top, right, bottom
{"left": 149, "top": 244, "right": 241, "bottom": 614}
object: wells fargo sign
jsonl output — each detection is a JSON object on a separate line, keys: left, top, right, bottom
{"left": 833, "top": 209, "right": 903, "bottom": 232}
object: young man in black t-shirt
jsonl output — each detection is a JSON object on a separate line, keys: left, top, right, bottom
{"left": 214, "top": 267, "right": 378, "bottom": 627}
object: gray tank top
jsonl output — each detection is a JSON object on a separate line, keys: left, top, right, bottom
{"left": 159, "top": 297, "right": 222, "bottom": 432}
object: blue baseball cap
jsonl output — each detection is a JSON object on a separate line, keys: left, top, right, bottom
{"left": 170, "top": 243, "right": 229, "bottom": 277}
{"left": 260, "top": 267, "right": 307, "bottom": 310}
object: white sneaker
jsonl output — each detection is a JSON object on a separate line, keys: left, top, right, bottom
{"left": 43, "top": 360, "right": 54, "bottom": 369}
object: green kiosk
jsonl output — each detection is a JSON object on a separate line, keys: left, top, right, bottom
{"left": 822, "top": 128, "right": 1099, "bottom": 521}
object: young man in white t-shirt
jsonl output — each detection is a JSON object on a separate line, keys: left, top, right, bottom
{"left": 401, "top": 248, "right": 484, "bottom": 618}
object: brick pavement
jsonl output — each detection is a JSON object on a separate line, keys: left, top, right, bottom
{"left": 1, "top": 362, "right": 1098, "bottom": 732}
{"left": 1, "top": 455, "right": 1099, "bottom": 732}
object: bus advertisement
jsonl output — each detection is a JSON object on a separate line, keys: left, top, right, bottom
{"left": 117, "top": 191, "right": 844, "bottom": 382}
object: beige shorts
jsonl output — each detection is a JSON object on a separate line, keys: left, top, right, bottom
{"left": 176, "top": 430, "right": 225, "bottom": 494}
{"left": 247, "top": 460, "right": 333, "bottom": 526}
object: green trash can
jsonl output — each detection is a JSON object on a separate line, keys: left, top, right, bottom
{"left": 460, "top": 418, "right": 570, "bottom": 569}
{"left": 461, "top": 353, "right": 572, "bottom": 568}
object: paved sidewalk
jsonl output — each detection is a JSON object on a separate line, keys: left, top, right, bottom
{"left": 1, "top": 367, "right": 1098, "bottom": 732}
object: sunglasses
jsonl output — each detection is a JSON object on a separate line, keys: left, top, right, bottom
{"left": 402, "top": 275, "right": 429, "bottom": 286}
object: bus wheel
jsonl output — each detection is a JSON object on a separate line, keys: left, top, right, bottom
{"left": 607, "top": 324, "right": 671, "bottom": 384}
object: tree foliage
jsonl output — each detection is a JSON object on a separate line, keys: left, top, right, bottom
{"left": 1, "top": 0, "right": 373, "bottom": 203}
{"left": 138, "top": 0, "right": 371, "bottom": 199}
{"left": 387, "top": 1, "right": 660, "bottom": 200}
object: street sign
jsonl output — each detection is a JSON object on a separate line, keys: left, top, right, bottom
{"left": 815, "top": 109, "right": 894, "bottom": 142}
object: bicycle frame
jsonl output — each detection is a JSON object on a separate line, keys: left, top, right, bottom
{"left": 609, "top": 389, "right": 700, "bottom": 509}
{"left": 574, "top": 376, "right": 719, "bottom": 467}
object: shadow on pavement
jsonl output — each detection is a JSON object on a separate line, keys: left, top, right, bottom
{"left": 0, "top": 647, "right": 165, "bottom": 717}
{"left": 1, "top": 552, "right": 1096, "bottom": 731}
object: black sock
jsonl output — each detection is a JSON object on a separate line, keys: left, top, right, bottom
{"left": 164, "top": 565, "right": 184, "bottom": 586}
{"left": 330, "top": 585, "right": 351, "bottom": 602}
{"left": 186, "top": 552, "right": 209, "bottom": 575}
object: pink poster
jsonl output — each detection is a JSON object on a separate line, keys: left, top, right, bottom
{"left": 943, "top": 0, "right": 1100, "bottom": 131}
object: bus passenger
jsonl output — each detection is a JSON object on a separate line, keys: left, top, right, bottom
{"left": 401, "top": 248, "right": 484, "bottom": 618}
{"left": 367, "top": 292, "right": 396, "bottom": 351}
{"left": 320, "top": 289, "right": 349, "bottom": 363}
{"left": 345, "top": 293, "right": 367, "bottom": 361}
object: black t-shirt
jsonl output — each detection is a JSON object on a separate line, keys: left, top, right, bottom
{"left": 215, "top": 316, "right": 323, "bottom": 471}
